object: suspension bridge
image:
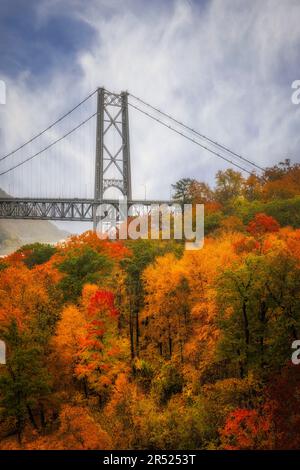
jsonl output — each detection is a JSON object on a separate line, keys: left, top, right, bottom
{"left": 0, "top": 87, "right": 264, "bottom": 229}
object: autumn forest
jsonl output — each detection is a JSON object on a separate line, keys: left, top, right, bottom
{"left": 1, "top": 159, "right": 300, "bottom": 450}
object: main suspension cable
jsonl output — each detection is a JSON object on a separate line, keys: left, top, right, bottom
{"left": 0, "top": 88, "right": 98, "bottom": 162}
{"left": 128, "top": 102, "right": 253, "bottom": 175}
{"left": 129, "top": 92, "right": 264, "bottom": 172}
{"left": 0, "top": 112, "right": 97, "bottom": 176}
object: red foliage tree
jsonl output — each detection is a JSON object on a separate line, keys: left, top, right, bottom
{"left": 220, "top": 408, "right": 272, "bottom": 450}
{"left": 247, "top": 213, "right": 280, "bottom": 236}
{"left": 75, "top": 289, "right": 128, "bottom": 400}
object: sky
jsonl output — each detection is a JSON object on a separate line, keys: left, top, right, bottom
{"left": 0, "top": 0, "right": 300, "bottom": 232}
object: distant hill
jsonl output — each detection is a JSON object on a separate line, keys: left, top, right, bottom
{"left": 0, "top": 188, "right": 69, "bottom": 255}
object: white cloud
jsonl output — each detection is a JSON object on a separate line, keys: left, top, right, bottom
{"left": 1, "top": 0, "right": 300, "bottom": 232}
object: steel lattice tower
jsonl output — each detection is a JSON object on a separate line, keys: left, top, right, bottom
{"left": 93, "top": 88, "right": 132, "bottom": 230}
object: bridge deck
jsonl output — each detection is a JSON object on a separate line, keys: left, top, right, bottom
{"left": 0, "top": 198, "right": 174, "bottom": 221}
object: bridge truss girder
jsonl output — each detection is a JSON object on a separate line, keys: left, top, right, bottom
{"left": 0, "top": 198, "right": 173, "bottom": 222}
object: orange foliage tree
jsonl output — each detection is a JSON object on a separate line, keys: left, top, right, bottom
{"left": 25, "top": 405, "right": 112, "bottom": 450}
{"left": 141, "top": 253, "right": 191, "bottom": 362}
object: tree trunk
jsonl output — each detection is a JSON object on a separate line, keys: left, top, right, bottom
{"left": 135, "top": 310, "right": 139, "bottom": 357}
{"left": 27, "top": 404, "right": 38, "bottom": 430}
{"left": 129, "top": 304, "right": 134, "bottom": 359}
{"left": 168, "top": 322, "right": 172, "bottom": 358}
{"left": 242, "top": 299, "right": 250, "bottom": 371}
{"left": 40, "top": 403, "right": 46, "bottom": 429}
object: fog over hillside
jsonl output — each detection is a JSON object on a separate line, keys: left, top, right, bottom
{"left": 0, "top": 187, "right": 69, "bottom": 255}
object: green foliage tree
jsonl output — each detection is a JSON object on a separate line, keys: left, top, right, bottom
{"left": 216, "top": 251, "right": 300, "bottom": 378}
{"left": 17, "top": 243, "right": 57, "bottom": 269}
{"left": 171, "top": 178, "right": 196, "bottom": 203}
{"left": 215, "top": 169, "right": 244, "bottom": 204}
{"left": 152, "top": 363, "right": 184, "bottom": 404}
{"left": 57, "top": 246, "right": 113, "bottom": 303}
{"left": 0, "top": 320, "right": 51, "bottom": 442}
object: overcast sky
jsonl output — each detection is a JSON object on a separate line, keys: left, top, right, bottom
{"left": 1, "top": 0, "right": 300, "bottom": 232}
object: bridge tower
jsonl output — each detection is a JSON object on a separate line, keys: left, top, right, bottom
{"left": 93, "top": 88, "right": 132, "bottom": 230}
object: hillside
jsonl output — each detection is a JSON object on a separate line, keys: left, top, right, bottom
{"left": 0, "top": 188, "right": 69, "bottom": 254}
{"left": 0, "top": 162, "right": 300, "bottom": 449}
